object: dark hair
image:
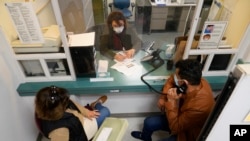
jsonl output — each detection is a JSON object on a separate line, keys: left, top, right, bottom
{"left": 107, "top": 11, "right": 127, "bottom": 32}
{"left": 35, "top": 86, "right": 70, "bottom": 120}
{"left": 207, "top": 25, "right": 214, "bottom": 27}
{"left": 175, "top": 59, "right": 202, "bottom": 85}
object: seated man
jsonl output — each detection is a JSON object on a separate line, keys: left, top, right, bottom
{"left": 100, "top": 11, "right": 141, "bottom": 62}
{"left": 131, "top": 59, "right": 215, "bottom": 141}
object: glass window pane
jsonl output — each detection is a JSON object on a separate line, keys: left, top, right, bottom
{"left": 19, "top": 60, "right": 45, "bottom": 77}
{"left": 46, "top": 59, "right": 70, "bottom": 76}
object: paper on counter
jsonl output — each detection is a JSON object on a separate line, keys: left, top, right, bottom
{"left": 68, "top": 32, "right": 95, "bottom": 47}
{"left": 98, "top": 60, "right": 108, "bottom": 72}
{"left": 111, "top": 60, "right": 142, "bottom": 76}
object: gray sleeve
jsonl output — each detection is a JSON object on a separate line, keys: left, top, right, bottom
{"left": 127, "top": 26, "right": 142, "bottom": 53}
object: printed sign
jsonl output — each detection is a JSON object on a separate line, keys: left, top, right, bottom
{"left": 5, "top": 2, "right": 44, "bottom": 44}
{"left": 198, "top": 21, "right": 227, "bottom": 49}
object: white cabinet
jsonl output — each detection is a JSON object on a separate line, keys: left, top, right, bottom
{"left": 149, "top": 4, "right": 195, "bottom": 34}
{"left": 150, "top": 7, "right": 168, "bottom": 30}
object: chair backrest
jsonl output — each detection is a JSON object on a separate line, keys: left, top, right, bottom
{"left": 113, "top": 0, "right": 130, "bottom": 9}
{"left": 35, "top": 113, "right": 48, "bottom": 138}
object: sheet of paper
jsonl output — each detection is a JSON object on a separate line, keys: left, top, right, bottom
{"left": 111, "top": 60, "right": 142, "bottom": 76}
{"left": 68, "top": 32, "right": 95, "bottom": 47}
{"left": 95, "top": 127, "right": 112, "bottom": 141}
{"left": 98, "top": 60, "right": 108, "bottom": 72}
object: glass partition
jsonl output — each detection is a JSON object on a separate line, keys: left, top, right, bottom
{"left": 46, "top": 59, "right": 70, "bottom": 76}
{"left": 19, "top": 60, "right": 45, "bottom": 77}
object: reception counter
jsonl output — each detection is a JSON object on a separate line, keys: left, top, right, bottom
{"left": 17, "top": 51, "right": 228, "bottom": 96}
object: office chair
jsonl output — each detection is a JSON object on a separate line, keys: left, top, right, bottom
{"left": 109, "top": 0, "right": 135, "bottom": 18}
{"left": 34, "top": 113, "right": 49, "bottom": 140}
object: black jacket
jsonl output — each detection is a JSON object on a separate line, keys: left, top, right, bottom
{"left": 40, "top": 101, "right": 88, "bottom": 141}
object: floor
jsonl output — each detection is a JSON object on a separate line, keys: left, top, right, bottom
{"left": 120, "top": 117, "right": 170, "bottom": 141}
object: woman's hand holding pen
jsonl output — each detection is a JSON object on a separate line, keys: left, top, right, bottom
{"left": 125, "top": 49, "right": 135, "bottom": 58}
{"left": 115, "top": 49, "right": 135, "bottom": 62}
{"left": 114, "top": 53, "right": 127, "bottom": 61}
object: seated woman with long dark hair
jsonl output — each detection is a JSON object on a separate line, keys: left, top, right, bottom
{"left": 35, "top": 86, "right": 110, "bottom": 141}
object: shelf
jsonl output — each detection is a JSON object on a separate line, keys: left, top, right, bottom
{"left": 15, "top": 53, "right": 67, "bottom": 60}
{"left": 189, "top": 48, "right": 238, "bottom": 55}
{"left": 150, "top": 2, "right": 196, "bottom": 7}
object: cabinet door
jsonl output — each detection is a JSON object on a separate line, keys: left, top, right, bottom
{"left": 150, "top": 19, "right": 167, "bottom": 30}
{"left": 150, "top": 7, "right": 168, "bottom": 30}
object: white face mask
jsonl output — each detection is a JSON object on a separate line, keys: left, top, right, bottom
{"left": 113, "top": 26, "right": 124, "bottom": 34}
{"left": 174, "top": 74, "right": 179, "bottom": 86}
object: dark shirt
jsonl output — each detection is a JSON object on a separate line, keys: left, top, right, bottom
{"left": 40, "top": 101, "right": 88, "bottom": 141}
{"left": 113, "top": 34, "right": 124, "bottom": 50}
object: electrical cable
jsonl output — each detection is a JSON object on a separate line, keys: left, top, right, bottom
{"left": 140, "top": 60, "right": 167, "bottom": 95}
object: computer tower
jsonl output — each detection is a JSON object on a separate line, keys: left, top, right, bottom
{"left": 135, "top": 0, "right": 152, "bottom": 34}
{"left": 69, "top": 46, "right": 96, "bottom": 77}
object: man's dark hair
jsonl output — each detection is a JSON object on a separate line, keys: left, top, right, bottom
{"left": 175, "top": 59, "right": 202, "bottom": 85}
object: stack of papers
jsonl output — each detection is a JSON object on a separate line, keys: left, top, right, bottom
{"left": 111, "top": 59, "right": 142, "bottom": 76}
{"left": 68, "top": 32, "right": 95, "bottom": 47}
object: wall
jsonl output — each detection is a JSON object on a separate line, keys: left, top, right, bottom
{"left": 223, "top": 0, "right": 250, "bottom": 48}
{"left": 0, "top": 27, "right": 37, "bottom": 140}
{"left": 206, "top": 64, "right": 250, "bottom": 140}
{"left": 0, "top": 1, "right": 56, "bottom": 140}
{"left": 72, "top": 93, "right": 159, "bottom": 114}
{"left": 0, "top": 0, "right": 249, "bottom": 141}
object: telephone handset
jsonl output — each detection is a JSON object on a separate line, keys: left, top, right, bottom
{"left": 176, "top": 83, "right": 187, "bottom": 94}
